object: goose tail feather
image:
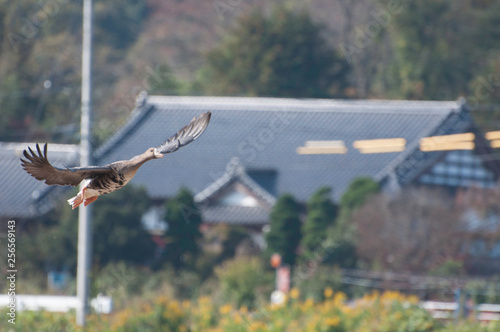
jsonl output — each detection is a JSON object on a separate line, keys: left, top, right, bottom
{"left": 67, "top": 194, "right": 83, "bottom": 210}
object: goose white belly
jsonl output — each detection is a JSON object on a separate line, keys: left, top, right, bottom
{"left": 67, "top": 176, "right": 131, "bottom": 209}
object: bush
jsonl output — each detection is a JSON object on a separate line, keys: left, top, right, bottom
{"left": 3, "top": 290, "right": 500, "bottom": 331}
{"left": 215, "top": 256, "right": 272, "bottom": 309}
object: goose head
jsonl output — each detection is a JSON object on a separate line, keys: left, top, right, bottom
{"left": 144, "top": 147, "right": 164, "bottom": 160}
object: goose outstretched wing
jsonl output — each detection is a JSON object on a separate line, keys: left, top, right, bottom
{"left": 21, "top": 143, "right": 112, "bottom": 186}
{"left": 156, "top": 112, "right": 212, "bottom": 154}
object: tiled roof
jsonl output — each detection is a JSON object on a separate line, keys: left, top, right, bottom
{"left": 194, "top": 157, "right": 276, "bottom": 206}
{"left": 1, "top": 96, "right": 479, "bottom": 220}
{"left": 95, "top": 95, "right": 469, "bottom": 202}
{"left": 194, "top": 158, "right": 275, "bottom": 226}
{"left": 201, "top": 205, "right": 271, "bottom": 226}
{"left": 0, "top": 143, "right": 79, "bottom": 219}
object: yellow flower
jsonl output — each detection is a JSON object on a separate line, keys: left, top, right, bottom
{"left": 300, "top": 298, "right": 314, "bottom": 312}
{"left": 198, "top": 296, "right": 211, "bottom": 305}
{"left": 141, "top": 302, "right": 152, "bottom": 312}
{"left": 155, "top": 295, "right": 169, "bottom": 305}
{"left": 233, "top": 313, "right": 243, "bottom": 324}
{"left": 290, "top": 287, "right": 300, "bottom": 299}
{"left": 219, "top": 303, "right": 232, "bottom": 315}
{"left": 249, "top": 321, "right": 266, "bottom": 331}
{"left": 110, "top": 308, "right": 133, "bottom": 330}
{"left": 325, "top": 316, "right": 341, "bottom": 327}
{"left": 333, "top": 292, "right": 347, "bottom": 306}
{"left": 324, "top": 287, "right": 334, "bottom": 298}
{"left": 166, "top": 300, "right": 183, "bottom": 317}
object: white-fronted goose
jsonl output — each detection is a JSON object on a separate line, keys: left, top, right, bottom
{"left": 21, "top": 112, "right": 211, "bottom": 209}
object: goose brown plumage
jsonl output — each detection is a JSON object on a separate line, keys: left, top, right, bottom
{"left": 21, "top": 112, "right": 211, "bottom": 209}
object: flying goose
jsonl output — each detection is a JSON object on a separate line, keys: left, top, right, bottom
{"left": 21, "top": 112, "right": 211, "bottom": 209}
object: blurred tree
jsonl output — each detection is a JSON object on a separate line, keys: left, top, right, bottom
{"left": 379, "top": 0, "right": 500, "bottom": 100}
{"left": 265, "top": 193, "right": 302, "bottom": 266}
{"left": 198, "top": 5, "right": 350, "bottom": 98}
{"left": 18, "top": 185, "right": 156, "bottom": 273}
{"left": 146, "top": 64, "right": 181, "bottom": 96}
{"left": 0, "top": 74, "right": 23, "bottom": 139}
{"left": 163, "top": 188, "right": 203, "bottom": 270}
{"left": 215, "top": 256, "right": 272, "bottom": 309}
{"left": 300, "top": 187, "right": 337, "bottom": 262}
{"left": 0, "top": 0, "right": 150, "bottom": 142}
{"left": 339, "top": 177, "right": 380, "bottom": 213}
{"left": 91, "top": 185, "right": 155, "bottom": 267}
{"left": 320, "top": 177, "right": 379, "bottom": 268}
{"left": 294, "top": 265, "right": 343, "bottom": 302}
{"left": 354, "top": 188, "right": 463, "bottom": 273}
{"left": 94, "top": 0, "right": 149, "bottom": 50}
{"left": 217, "top": 225, "right": 250, "bottom": 264}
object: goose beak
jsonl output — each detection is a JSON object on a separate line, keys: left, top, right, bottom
{"left": 154, "top": 148, "right": 164, "bottom": 158}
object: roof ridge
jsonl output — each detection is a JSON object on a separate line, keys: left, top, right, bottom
{"left": 147, "top": 96, "right": 462, "bottom": 115}
{"left": 148, "top": 95, "right": 462, "bottom": 111}
{"left": 0, "top": 142, "right": 79, "bottom": 152}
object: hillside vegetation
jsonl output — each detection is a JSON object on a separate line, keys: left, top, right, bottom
{"left": 1, "top": 0, "right": 499, "bottom": 143}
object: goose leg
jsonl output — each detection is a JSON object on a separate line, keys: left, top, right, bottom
{"left": 83, "top": 196, "right": 98, "bottom": 206}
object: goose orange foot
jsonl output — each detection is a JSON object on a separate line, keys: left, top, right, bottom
{"left": 84, "top": 196, "right": 98, "bottom": 207}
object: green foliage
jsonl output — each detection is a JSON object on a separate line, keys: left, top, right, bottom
{"left": 92, "top": 262, "right": 148, "bottom": 305}
{"left": 163, "top": 188, "right": 203, "bottom": 270}
{"left": 313, "top": 177, "right": 379, "bottom": 269}
{"left": 466, "top": 279, "right": 500, "bottom": 305}
{"left": 4, "top": 289, "right": 500, "bottom": 331}
{"left": 300, "top": 187, "right": 338, "bottom": 262}
{"left": 0, "top": 310, "right": 80, "bottom": 332}
{"left": 91, "top": 186, "right": 156, "bottom": 267}
{"left": 339, "top": 177, "right": 380, "bottom": 213}
{"left": 19, "top": 185, "right": 155, "bottom": 274}
{"left": 321, "top": 233, "right": 358, "bottom": 269}
{"left": 199, "top": 5, "right": 350, "bottom": 98}
{"left": 215, "top": 256, "right": 272, "bottom": 309}
{"left": 377, "top": 301, "right": 437, "bottom": 332}
{"left": 145, "top": 64, "right": 181, "bottom": 96}
{"left": 429, "top": 259, "right": 464, "bottom": 277}
{"left": 3, "top": 0, "right": 500, "bottom": 143}
{"left": 294, "top": 265, "right": 343, "bottom": 301}
{"left": 94, "top": 0, "right": 149, "bottom": 50}
{"left": 265, "top": 193, "right": 302, "bottom": 266}
{"left": 216, "top": 225, "right": 250, "bottom": 264}
{"left": 0, "top": 0, "right": 151, "bottom": 142}
{"left": 379, "top": 0, "right": 500, "bottom": 100}
{"left": 0, "top": 74, "right": 22, "bottom": 137}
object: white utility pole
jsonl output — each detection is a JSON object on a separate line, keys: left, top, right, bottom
{"left": 76, "top": 0, "right": 93, "bottom": 326}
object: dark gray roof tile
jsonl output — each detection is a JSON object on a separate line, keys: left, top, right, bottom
{"left": 0, "top": 143, "right": 79, "bottom": 218}
{"left": 96, "top": 96, "right": 465, "bottom": 202}
{"left": 1, "top": 97, "right": 476, "bottom": 220}
{"left": 201, "top": 205, "right": 271, "bottom": 225}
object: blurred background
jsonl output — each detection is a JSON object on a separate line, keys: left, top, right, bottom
{"left": 1, "top": 0, "right": 500, "bottom": 330}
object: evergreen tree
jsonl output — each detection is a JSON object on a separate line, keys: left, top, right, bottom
{"left": 199, "top": 5, "right": 350, "bottom": 98}
{"left": 265, "top": 194, "right": 302, "bottom": 266}
{"left": 339, "top": 177, "right": 380, "bottom": 213}
{"left": 322, "top": 177, "right": 379, "bottom": 268}
{"left": 379, "top": 0, "right": 500, "bottom": 100}
{"left": 164, "top": 188, "right": 202, "bottom": 270}
{"left": 300, "top": 187, "right": 337, "bottom": 261}
{"left": 91, "top": 185, "right": 155, "bottom": 267}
